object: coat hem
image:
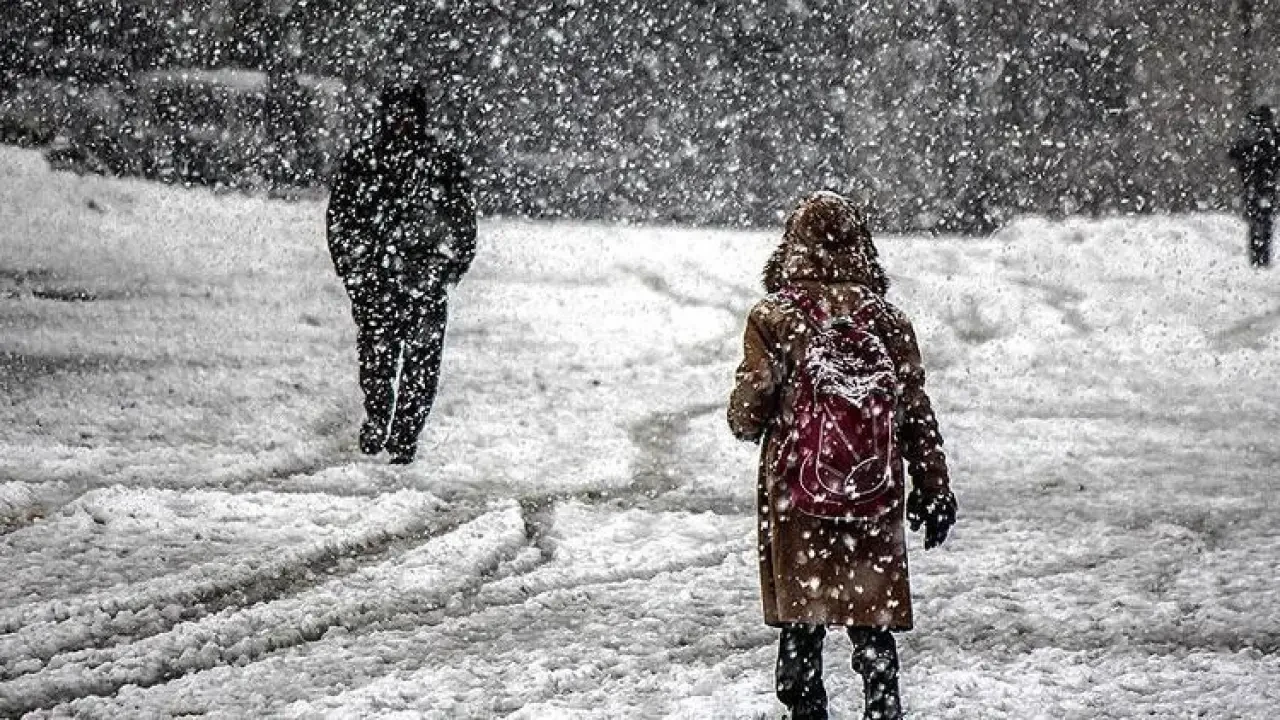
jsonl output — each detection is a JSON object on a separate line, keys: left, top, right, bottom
{"left": 764, "top": 618, "right": 914, "bottom": 632}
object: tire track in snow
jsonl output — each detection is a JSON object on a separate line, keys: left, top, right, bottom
{"left": 217, "top": 402, "right": 364, "bottom": 491}
{"left": 4, "top": 265, "right": 756, "bottom": 712}
{"left": 0, "top": 492, "right": 478, "bottom": 682}
{"left": 629, "top": 402, "right": 724, "bottom": 500}
{"left": 484, "top": 401, "right": 733, "bottom": 519}
{"left": 0, "top": 482, "right": 76, "bottom": 537}
{"left": 38, "top": 539, "right": 759, "bottom": 719}
{"left": 1008, "top": 275, "right": 1091, "bottom": 335}
{"left": 2, "top": 402, "right": 751, "bottom": 713}
{"left": 0, "top": 505, "right": 530, "bottom": 717}
{"left": 0, "top": 349, "right": 155, "bottom": 404}
{"left": 912, "top": 605, "right": 1280, "bottom": 660}
{"left": 0, "top": 402, "right": 363, "bottom": 532}
{"left": 620, "top": 264, "right": 755, "bottom": 318}
{"left": 0, "top": 446, "right": 738, "bottom": 715}
{"left": 614, "top": 264, "right": 753, "bottom": 514}
{"left": 453, "top": 540, "right": 747, "bottom": 626}
{"left": 1214, "top": 302, "right": 1280, "bottom": 349}
{"left": 649, "top": 491, "right": 755, "bottom": 516}
{"left": 318, "top": 547, "right": 762, "bottom": 719}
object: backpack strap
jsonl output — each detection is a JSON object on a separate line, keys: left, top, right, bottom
{"left": 777, "top": 286, "right": 882, "bottom": 330}
{"left": 846, "top": 296, "right": 885, "bottom": 327}
{"left": 776, "top": 286, "right": 829, "bottom": 327}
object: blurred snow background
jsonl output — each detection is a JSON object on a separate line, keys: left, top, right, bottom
{"left": 5, "top": 2, "right": 1279, "bottom": 230}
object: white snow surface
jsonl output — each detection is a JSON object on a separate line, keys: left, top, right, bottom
{"left": 1, "top": 146, "right": 1278, "bottom": 718}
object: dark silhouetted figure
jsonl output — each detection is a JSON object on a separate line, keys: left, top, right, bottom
{"left": 327, "top": 85, "right": 476, "bottom": 464}
{"left": 1230, "top": 105, "right": 1280, "bottom": 267}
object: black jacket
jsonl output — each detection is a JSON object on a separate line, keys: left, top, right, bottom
{"left": 327, "top": 133, "right": 476, "bottom": 296}
{"left": 1230, "top": 123, "right": 1280, "bottom": 195}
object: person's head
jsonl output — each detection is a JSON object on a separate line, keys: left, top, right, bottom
{"left": 1249, "top": 105, "right": 1275, "bottom": 128}
{"left": 783, "top": 190, "right": 872, "bottom": 249}
{"left": 764, "top": 190, "right": 889, "bottom": 295}
{"left": 377, "top": 83, "right": 431, "bottom": 144}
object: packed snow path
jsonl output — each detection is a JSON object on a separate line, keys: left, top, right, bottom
{"left": 1, "top": 146, "right": 1279, "bottom": 718}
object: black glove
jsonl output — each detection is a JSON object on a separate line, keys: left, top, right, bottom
{"left": 907, "top": 489, "right": 956, "bottom": 550}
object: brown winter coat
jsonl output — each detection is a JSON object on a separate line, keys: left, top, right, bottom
{"left": 728, "top": 197, "right": 950, "bottom": 630}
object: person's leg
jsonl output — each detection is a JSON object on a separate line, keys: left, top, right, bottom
{"left": 776, "top": 624, "right": 828, "bottom": 720}
{"left": 386, "top": 288, "right": 449, "bottom": 464}
{"left": 1258, "top": 209, "right": 1274, "bottom": 267}
{"left": 1246, "top": 193, "right": 1272, "bottom": 267}
{"left": 848, "top": 627, "right": 902, "bottom": 720}
{"left": 1249, "top": 211, "right": 1264, "bottom": 267}
{"left": 352, "top": 293, "right": 401, "bottom": 454}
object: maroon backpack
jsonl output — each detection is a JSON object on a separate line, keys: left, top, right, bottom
{"left": 773, "top": 288, "right": 900, "bottom": 521}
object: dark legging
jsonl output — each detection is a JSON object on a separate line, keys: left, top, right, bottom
{"left": 1244, "top": 186, "right": 1274, "bottom": 267}
{"left": 352, "top": 283, "right": 449, "bottom": 455}
{"left": 1247, "top": 207, "right": 1273, "bottom": 267}
{"left": 776, "top": 624, "right": 901, "bottom": 720}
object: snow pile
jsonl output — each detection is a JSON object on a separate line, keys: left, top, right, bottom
{"left": 0, "top": 481, "right": 56, "bottom": 531}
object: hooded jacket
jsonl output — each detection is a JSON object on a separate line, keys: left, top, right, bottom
{"left": 728, "top": 191, "right": 950, "bottom": 628}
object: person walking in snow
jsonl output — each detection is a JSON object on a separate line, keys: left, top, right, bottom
{"left": 728, "top": 191, "right": 956, "bottom": 720}
{"left": 1230, "top": 104, "right": 1280, "bottom": 268}
{"left": 327, "top": 83, "right": 476, "bottom": 464}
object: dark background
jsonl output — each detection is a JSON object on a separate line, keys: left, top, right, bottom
{"left": 2, "top": 0, "right": 1276, "bottom": 232}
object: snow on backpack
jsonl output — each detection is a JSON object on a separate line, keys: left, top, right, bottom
{"left": 773, "top": 288, "right": 900, "bottom": 521}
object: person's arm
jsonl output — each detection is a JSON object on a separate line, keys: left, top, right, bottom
{"left": 728, "top": 302, "right": 784, "bottom": 443}
{"left": 325, "top": 155, "right": 366, "bottom": 280}
{"left": 879, "top": 303, "right": 955, "bottom": 547}
{"left": 880, "top": 305, "right": 950, "bottom": 495}
{"left": 1229, "top": 137, "right": 1249, "bottom": 172}
{"left": 438, "top": 156, "right": 477, "bottom": 284}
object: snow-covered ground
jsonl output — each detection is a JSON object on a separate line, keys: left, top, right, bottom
{"left": 1, "top": 144, "right": 1278, "bottom": 718}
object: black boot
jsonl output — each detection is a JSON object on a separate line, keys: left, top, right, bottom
{"left": 386, "top": 441, "right": 417, "bottom": 465}
{"left": 776, "top": 624, "right": 828, "bottom": 720}
{"left": 790, "top": 701, "right": 828, "bottom": 720}
{"left": 849, "top": 628, "right": 902, "bottom": 720}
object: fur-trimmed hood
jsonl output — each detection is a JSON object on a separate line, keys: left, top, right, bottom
{"left": 762, "top": 191, "right": 889, "bottom": 296}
